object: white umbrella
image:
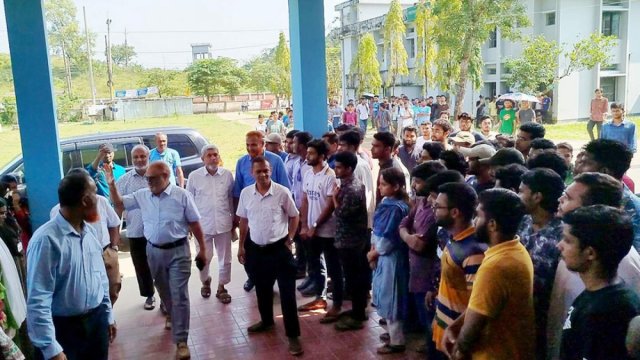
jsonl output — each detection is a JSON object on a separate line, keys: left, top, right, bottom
{"left": 362, "top": 93, "right": 376, "bottom": 99}
{"left": 498, "top": 92, "right": 539, "bottom": 103}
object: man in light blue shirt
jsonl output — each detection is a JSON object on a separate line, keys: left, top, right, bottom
{"left": 27, "top": 169, "right": 116, "bottom": 360}
{"left": 107, "top": 161, "right": 206, "bottom": 360}
{"left": 600, "top": 103, "right": 636, "bottom": 153}
{"left": 149, "top": 132, "right": 185, "bottom": 186}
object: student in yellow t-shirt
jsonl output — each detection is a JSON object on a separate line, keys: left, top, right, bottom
{"left": 442, "top": 189, "right": 535, "bottom": 360}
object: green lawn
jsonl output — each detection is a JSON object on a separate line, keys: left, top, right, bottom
{"left": 544, "top": 116, "right": 640, "bottom": 141}
{"left": 0, "top": 114, "right": 250, "bottom": 171}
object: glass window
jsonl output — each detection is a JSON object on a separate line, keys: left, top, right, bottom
{"left": 488, "top": 28, "right": 497, "bottom": 48}
{"left": 405, "top": 38, "right": 416, "bottom": 59}
{"left": 600, "top": 77, "right": 617, "bottom": 101}
{"left": 602, "top": 12, "right": 620, "bottom": 37}
{"left": 545, "top": 12, "right": 556, "bottom": 26}
{"left": 486, "top": 64, "right": 497, "bottom": 75}
{"left": 143, "top": 134, "right": 198, "bottom": 158}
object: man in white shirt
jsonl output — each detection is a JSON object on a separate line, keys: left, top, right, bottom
{"left": 106, "top": 161, "right": 206, "bottom": 360}
{"left": 356, "top": 98, "right": 370, "bottom": 134}
{"left": 187, "top": 144, "right": 234, "bottom": 304}
{"left": 236, "top": 156, "right": 303, "bottom": 356}
{"left": 297, "top": 140, "right": 343, "bottom": 321}
{"left": 114, "top": 145, "right": 156, "bottom": 310}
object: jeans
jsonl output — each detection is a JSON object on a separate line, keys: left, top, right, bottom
{"left": 308, "top": 237, "right": 343, "bottom": 305}
{"left": 36, "top": 305, "right": 109, "bottom": 360}
{"left": 245, "top": 236, "right": 301, "bottom": 338}
{"left": 332, "top": 116, "right": 341, "bottom": 130}
{"left": 359, "top": 119, "right": 368, "bottom": 133}
{"left": 587, "top": 120, "right": 603, "bottom": 140}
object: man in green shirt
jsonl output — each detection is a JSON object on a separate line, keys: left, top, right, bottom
{"left": 497, "top": 100, "right": 516, "bottom": 135}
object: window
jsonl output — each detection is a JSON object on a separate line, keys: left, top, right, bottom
{"left": 405, "top": 38, "right": 416, "bottom": 59}
{"left": 603, "top": 0, "right": 623, "bottom": 6}
{"left": 377, "top": 44, "right": 385, "bottom": 63}
{"left": 485, "top": 64, "right": 497, "bottom": 75}
{"left": 501, "top": 63, "right": 511, "bottom": 75}
{"left": 142, "top": 134, "right": 198, "bottom": 159}
{"left": 545, "top": 12, "right": 556, "bottom": 26}
{"left": 488, "top": 28, "right": 497, "bottom": 48}
{"left": 485, "top": 82, "right": 497, "bottom": 98}
{"left": 600, "top": 77, "right": 617, "bottom": 101}
{"left": 601, "top": 63, "right": 619, "bottom": 71}
{"left": 407, "top": 27, "right": 415, "bottom": 34}
{"left": 602, "top": 11, "right": 621, "bottom": 37}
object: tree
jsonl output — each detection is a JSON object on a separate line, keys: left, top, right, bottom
{"left": 432, "top": 0, "right": 529, "bottom": 116}
{"left": 383, "top": 0, "right": 409, "bottom": 95}
{"left": 414, "top": 0, "right": 437, "bottom": 98}
{"left": 505, "top": 33, "right": 616, "bottom": 93}
{"left": 187, "top": 57, "right": 247, "bottom": 112}
{"left": 273, "top": 32, "right": 292, "bottom": 108}
{"left": 139, "top": 68, "right": 179, "bottom": 98}
{"left": 326, "top": 42, "right": 343, "bottom": 101}
{"left": 244, "top": 49, "right": 278, "bottom": 93}
{"left": 350, "top": 33, "right": 382, "bottom": 96}
{"left": 110, "top": 43, "right": 136, "bottom": 67}
{"left": 45, "top": 0, "right": 94, "bottom": 96}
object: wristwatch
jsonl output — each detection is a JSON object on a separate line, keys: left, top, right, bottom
{"left": 109, "top": 244, "right": 119, "bottom": 251}
{"left": 312, "top": 222, "right": 318, "bottom": 228}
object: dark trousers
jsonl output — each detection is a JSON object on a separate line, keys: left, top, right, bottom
{"left": 245, "top": 236, "right": 301, "bottom": 338}
{"left": 587, "top": 120, "right": 603, "bottom": 140}
{"left": 293, "top": 230, "right": 308, "bottom": 274}
{"left": 308, "top": 236, "right": 342, "bottom": 303}
{"left": 337, "top": 245, "right": 369, "bottom": 321}
{"left": 36, "top": 305, "right": 108, "bottom": 360}
{"left": 129, "top": 237, "right": 155, "bottom": 297}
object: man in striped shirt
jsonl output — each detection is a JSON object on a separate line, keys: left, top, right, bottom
{"left": 430, "top": 183, "right": 487, "bottom": 358}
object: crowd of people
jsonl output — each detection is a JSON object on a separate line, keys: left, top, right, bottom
{"left": 0, "top": 91, "right": 638, "bottom": 360}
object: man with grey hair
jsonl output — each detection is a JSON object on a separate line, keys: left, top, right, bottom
{"left": 150, "top": 132, "right": 184, "bottom": 187}
{"left": 186, "top": 144, "right": 234, "bottom": 303}
{"left": 106, "top": 161, "right": 206, "bottom": 360}
{"left": 114, "top": 144, "right": 156, "bottom": 310}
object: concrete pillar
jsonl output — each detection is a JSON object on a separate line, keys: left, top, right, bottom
{"left": 4, "top": 0, "right": 63, "bottom": 228}
{"left": 288, "top": 0, "right": 328, "bottom": 137}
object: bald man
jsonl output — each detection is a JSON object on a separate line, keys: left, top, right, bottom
{"left": 106, "top": 161, "right": 206, "bottom": 360}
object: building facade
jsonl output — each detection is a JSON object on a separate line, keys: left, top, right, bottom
{"left": 335, "top": 0, "right": 640, "bottom": 121}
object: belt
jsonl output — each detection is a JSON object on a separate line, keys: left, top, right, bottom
{"left": 149, "top": 237, "right": 187, "bottom": 250}
{"left": 249, "top": 236, "right": 287, "bottom": 250}
{"left": 53, "top": 304, "right": 103, "bottom": 322}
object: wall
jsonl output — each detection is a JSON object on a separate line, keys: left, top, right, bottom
{"left": 627, "top": 0, "right": 640, "bottom": 114}
{"left": 105, "top": 97, "right": 193, "bottom": 121}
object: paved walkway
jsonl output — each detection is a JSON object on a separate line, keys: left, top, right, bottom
{"left": 109, "top": 244, "right": 424, "bottom": 360}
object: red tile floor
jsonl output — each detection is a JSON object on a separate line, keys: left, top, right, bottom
{"left": 109, "top": 243, "right": 425, "bottom": 360}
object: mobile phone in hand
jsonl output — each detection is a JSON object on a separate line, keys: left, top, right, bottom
{"left": 195, "top": 257, "right": 205, "bottom": 271}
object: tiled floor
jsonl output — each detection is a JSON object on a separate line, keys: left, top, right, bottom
{"left": 108, "top": 244, "right": 425, "bottom": 359}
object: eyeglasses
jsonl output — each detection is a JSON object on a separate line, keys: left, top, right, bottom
{"left": 432, "top": 205, "right": 451, "bottom": 211}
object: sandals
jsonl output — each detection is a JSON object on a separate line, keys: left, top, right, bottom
{"left": 201, "top": 277, "right": 212, "bottom": 298}
{"left": 216, "top": 288, "right": 232, "bottom": 304}
{"left": 376, "top": 344, "right": 406, "bottom": 355}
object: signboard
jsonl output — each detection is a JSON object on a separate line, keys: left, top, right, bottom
{"left": 405, "top": 5, "right": 417, "bottom": 22}
{"left": 114, "top": 86, "right": 159, "bottom": 98}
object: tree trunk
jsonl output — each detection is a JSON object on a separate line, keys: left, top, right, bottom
{"left": 454, "top": 40, "right": 473, "bottom": 118}
{"left": 61, "top": 44, "right": 72, "bottom": 96}
{"left": 276, "top": 95, "right": 280, "bottom": 111}
{"left": 205, "top": 95, "right": 209, "bottom": 113}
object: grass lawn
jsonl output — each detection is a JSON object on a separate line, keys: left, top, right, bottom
{"left": 0, "top": 114, "right": 250, "bottom": 172}
{"left": 544, "top": 116, "right": 640, "bottom": 141}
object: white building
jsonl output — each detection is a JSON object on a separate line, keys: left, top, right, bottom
{"left": 335, "top": 0, "right": 640, "bottom": 121}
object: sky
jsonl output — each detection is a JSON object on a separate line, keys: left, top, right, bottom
{"left": 0, "top": 0, "right": 344, "bottom": 69}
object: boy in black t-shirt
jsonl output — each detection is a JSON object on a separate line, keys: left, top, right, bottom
{"left": 559, "top": 205, "right": 640, "bottom": 360}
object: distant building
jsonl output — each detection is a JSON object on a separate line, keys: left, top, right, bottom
{"left": 191, "top": 43, "right": 212, "bottom": 61}
{"left": 334, "top": 0, "right": 640, "bottom": 121}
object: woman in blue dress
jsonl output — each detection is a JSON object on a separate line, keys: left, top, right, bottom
{"left": 367, "top": 167, "right": 411, "bottom": 355}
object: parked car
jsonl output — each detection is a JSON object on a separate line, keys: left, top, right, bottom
{"left": 1, "top": 126, "right": 209, "bottom": 251}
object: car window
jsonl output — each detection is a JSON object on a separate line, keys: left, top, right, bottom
{"left": 76, "top": 138, "right": 141, "bottom": 168}
{"left": 143, "top": 134, "right": 198, "bottom": 158}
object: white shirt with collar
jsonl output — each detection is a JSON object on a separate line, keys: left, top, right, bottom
{"left": 122, "top": 183, "right": 201, "bottom": 246}
{"left": 186, "top": 166, "right": 234, "bottom": 235}
{"left": 50, "top": 195, "right": 120, "bottom": 248}
{"left": 236, "top": 181, "right": 299, "bottom": 245}
{"left": 115, "top": 169, "right": 148, "bottom": 238}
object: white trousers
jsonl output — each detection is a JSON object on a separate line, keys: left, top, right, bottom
{"left": 195, "top": 231, "right": 232, "bottom": 285}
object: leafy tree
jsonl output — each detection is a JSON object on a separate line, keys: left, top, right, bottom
{"left": 139, "top": 68, "right": 179, "bottom": 98}
{"left": 383, "top": 0, "right": 409, "bottom": 95}
{"left": 273, "top": 32, "right": 292, "bottom": 108}
{"left": 432, "top": 0, "right": 529, "bottom": 116}
{"left": 0, "top": 54, "right": 13, "bottom": 90}
{"left": 505, "top": 33, "right": 616, "bottom": 93}
{"left": 187, "top": 58, "right": 247, "bottom": 112}
{"left": 244, "top": 50, "right": 277, "bottom": 93}
{"left": 45, "top": 0, "right": 94, "bottom": 96}
{"left": 326, "top": 42, "right": 343, "bottom": 101}
{"left": 110, "top": 43, "right": 136, "bottom": 67}
{"left": 350, "top": 33, "right": 382, "bottom": 96}
{"left": 414, "top": 0, "right": 437, "bottom": 98}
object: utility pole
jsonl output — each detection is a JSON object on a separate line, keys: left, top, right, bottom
{"left": 124, "top": 28, "right": 128, "bottom": 67}
{"left": 106, "top": 18, "right": 115, "bottom": 120}
{"left": 83, "top": 7, "right": 96, "bottom": 105}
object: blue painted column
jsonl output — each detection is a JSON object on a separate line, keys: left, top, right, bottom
{"left": 4, "top": 0, "right": 62, "bottom": 228}
{"left": 288, "top": 0, "right": 328, "bottom": 138}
